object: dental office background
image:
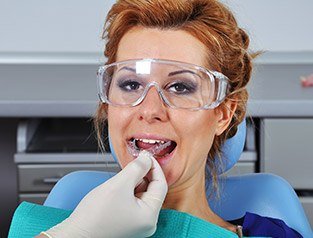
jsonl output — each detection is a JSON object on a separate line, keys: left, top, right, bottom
{"left": 0, "top": 0, "right": 313, "bottom": 236}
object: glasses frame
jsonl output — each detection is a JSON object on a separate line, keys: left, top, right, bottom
{"left": 97, "top": 58, "right": 230, "bottom": 110}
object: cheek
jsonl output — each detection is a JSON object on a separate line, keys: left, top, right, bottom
{"left": 107, "top": 107, "right": 133, "bottom": 168}
{"left": 165, "top": 111, "right": 218, "bottom": 185}
{"left": 107, "top": 109, "right": 120, "bottom": 149}
{"left": 186, "top": 118, "right": 217, "bottom": 168}
{"left": 181, "top": 111, "right": 218, "bottom": 152}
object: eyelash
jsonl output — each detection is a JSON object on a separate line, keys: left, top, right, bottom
{"left": 167, "top": 82, "right": 197, "bottom": 94}
{"left": 116, "top": 78, "right": 198, "bottom": 94}
{"left": 118, "top": 80, "right": 142, "bottom": 92}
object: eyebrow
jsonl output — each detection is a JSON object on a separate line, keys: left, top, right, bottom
{"left": 168, "top": 70, "right": 200, "bottom": 78}
{"left": 117, "top": 67, "right": 200, "bottom": 78}
{"left": 117, "top": 66, "right": 136, "bottom": 73}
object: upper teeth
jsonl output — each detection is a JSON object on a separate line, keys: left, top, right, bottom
{"left": 136, "top": 138, "right": 166, "bottom": 144}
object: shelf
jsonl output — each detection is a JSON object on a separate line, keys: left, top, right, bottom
{"left": 0, "top": 52, "right": 105, "bottom": 65}
{"left": 1, "top": 51, "right": 313, "bottom": 65}
{"left": 1, "top": 52, "right": 313, "bottom": 117}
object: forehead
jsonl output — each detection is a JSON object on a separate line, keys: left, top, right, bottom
{"left": 113, "top": 60, "right": 207, "bottom": 82}
{"left": 116, "top": 26, "right": 208, "bottom": 68}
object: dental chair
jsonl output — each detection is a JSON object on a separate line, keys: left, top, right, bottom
{"left": 43, "top": 120, "right": 313, "bottom": 237}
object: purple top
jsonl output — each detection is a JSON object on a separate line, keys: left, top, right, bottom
{"left": 231, "top": 212, "right": 303, "bottom": 237}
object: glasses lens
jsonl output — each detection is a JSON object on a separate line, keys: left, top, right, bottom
{"left": 100, "top": 60, "right": 217, "bottom": 109}
{"left": 162, "top": 68, "right": 214, "bottom": 109}
{"left": 101, "top": 61, "right": 148, "bottom": 106}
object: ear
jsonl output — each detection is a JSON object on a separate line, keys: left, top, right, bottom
{"left": 215, "top": 100, "right": 238, "bottom": 136}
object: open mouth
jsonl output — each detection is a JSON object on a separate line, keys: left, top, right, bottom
{"left": 127, "top": 137, "right": 177, "bottom": 159}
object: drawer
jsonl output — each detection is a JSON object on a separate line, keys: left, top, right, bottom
{"left": 262, "top": 119, "right": 313, "bottom": 189}
{"left": 19, "top": 194, "right": 48, "bottom": 205}
{"left": 300, "top": 197, "right": 313, "bottom": 228}
{"left": 18, "top": 163, "right": 120, "bottom": 192}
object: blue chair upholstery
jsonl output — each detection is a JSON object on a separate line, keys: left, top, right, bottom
{"left": 208, "top": 173, "right": 313, "bottom": 237}
{"left": 44, "top": 171, "right": 116, "bottom": 211}
{"left": 44, "top": 120, "right": 313, "bottom": 237}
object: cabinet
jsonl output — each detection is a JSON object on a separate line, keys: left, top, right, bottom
{"left": 261, "top": 119, "right": 313, "bottom": 226}
{"left": 15, "top": 118, "right": 120, "bottom": 204}
{"left": 261, "top": 119, "right": 313, "bottom": 189}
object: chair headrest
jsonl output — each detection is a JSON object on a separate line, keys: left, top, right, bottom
{"left": 109, "top": 119, "right": 246, "bottom": 174}
{"left": 215, "top": 119, "right": 246, "bottom": 174}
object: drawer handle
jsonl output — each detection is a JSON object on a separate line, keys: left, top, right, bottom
{"left": 43, "top": 177, "right": 61, "bottom": 184}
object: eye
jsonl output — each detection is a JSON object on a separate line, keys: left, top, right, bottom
{"left": 118, "top": 79, "right": 143, "bottom": 92}
{"left": 167, "top": 82, "right": 197, "bottom": 94}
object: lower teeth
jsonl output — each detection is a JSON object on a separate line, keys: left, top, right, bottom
{"left": 128, "top": 139, "right": 172, "bottom": 158}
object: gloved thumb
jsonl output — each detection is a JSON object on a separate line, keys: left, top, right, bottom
{"left": 118, "top": 150, "right": 154, "bottom": 189}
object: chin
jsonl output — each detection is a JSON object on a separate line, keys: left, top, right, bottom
{"left": 161, "top": 166, "right": 182, "bottom": 187}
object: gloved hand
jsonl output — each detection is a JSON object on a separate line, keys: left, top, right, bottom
{"left": 42, "top": 150, "right": 168, "bottom": 238}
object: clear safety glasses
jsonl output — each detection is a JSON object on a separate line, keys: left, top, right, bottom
{"left": 97, "top": 59, "right": 229, "bottom": 110}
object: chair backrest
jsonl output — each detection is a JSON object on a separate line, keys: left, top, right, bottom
{"left": 44, "top": 170, "right": 313, "bottom": 237}
{"left": 208, "top": 173, "right": 313, "bottom": 237}
{"left": 44, "top": 171, "right": 115, "bottom": 210}
{"left": 43, "top": 119, "right": 313, "bottom": 237}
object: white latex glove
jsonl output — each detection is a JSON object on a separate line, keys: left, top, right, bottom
{"left": 43, "top": 150, "right": 168, "bottom": 238}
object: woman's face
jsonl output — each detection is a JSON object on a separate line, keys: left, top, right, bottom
{"left": 108, "top": 26, "right": 229, "bottom": 187}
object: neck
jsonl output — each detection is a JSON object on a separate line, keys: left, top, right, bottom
{"left": 162, "top": 172, "right": 237, "bottom": 233}
{"left": 162, "top": 172, "right": 214, "bottom": 220}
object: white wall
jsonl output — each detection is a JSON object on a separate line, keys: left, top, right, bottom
{"left": 0, "top": 0, "right": 116, "bottom": 53}
{"left": 0, "top": 0, "right": 313, "bottom": 54}
{"left": 222, "top": 0, "right": 313, "bottom": 52}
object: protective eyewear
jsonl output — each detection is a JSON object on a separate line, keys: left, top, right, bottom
{"left": 97, "top": 59, "right": 229, "bottom": 110}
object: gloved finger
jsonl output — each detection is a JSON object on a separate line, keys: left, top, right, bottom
{"left": 140, "top": 156, "right": 168, "bottom": 208}
{"left": 118, "top": 150, "right": 153, "bottom": 189}
{"left": 135, "top": 177, "right": 149, "bottom": 194}
{"left": 134, "top": 170, "right": 152, "bottom": 197}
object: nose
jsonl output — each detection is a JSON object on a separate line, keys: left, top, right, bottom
{"left": 137, "top": 85, "right": 168, "bottom": 123}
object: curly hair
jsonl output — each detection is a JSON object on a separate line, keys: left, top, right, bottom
{"left": 94, "top": 0, "right": 257, "bottom": 192}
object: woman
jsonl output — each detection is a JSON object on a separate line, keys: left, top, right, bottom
{"left": 9, "top": 0, "right": 302, "bottom": 237}
{"left": 96, "top": 0, "right": 247, "bottom": 233}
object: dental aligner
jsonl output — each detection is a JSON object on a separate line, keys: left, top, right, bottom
{"left": 127, "top": 140, "right": 172, "bottom": 158}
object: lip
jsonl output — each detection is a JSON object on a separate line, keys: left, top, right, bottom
{"left": 154, "top": 145, "right": 177, "bottom": 166}
{"left": 126, "top": 133, "right": 177, "bottom": 166}
{"left": 127, "top": 133, "right": 175, "bottom": 142}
